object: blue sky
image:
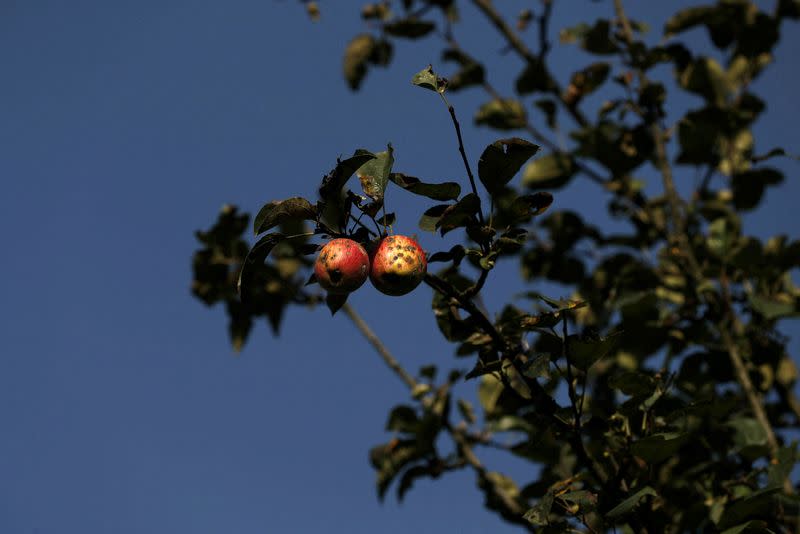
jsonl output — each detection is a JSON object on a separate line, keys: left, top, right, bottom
{"left": 1, "top": 1, "right": 798, "bottom": 533}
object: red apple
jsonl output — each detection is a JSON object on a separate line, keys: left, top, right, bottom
{"left": 314, "top": 238, "right": 370, "bottom": 294}
{"left": 369, "top": 235, "right": 427, "bottom": 296}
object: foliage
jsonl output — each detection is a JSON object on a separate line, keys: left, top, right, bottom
{"left": 191, "top": 0, "right": 800, "bottom": 531}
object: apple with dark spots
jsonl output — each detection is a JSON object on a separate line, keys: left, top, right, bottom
{"left": 369, "top": 235, "right": 427, "bottom": 296}
{"left": 314, "top": 238, "right": 370, "bottom": 294}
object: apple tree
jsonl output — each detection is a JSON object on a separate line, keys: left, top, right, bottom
{"left": 191, "top": 0, "right": 800, "bottom": 531}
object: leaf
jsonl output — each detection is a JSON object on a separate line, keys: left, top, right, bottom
{"left": 396, "top": 464, "right": 434, "bottom": 501}
{"left": 727, "top": 417, "right": 768, "bottom": 450}
{"left": 253, "top": 197, "right": 316, "bottom": 236}
{"left": 510, "top": 193, "right": 554, "bottom": 220}
{"left": 475, "top": 99, "right": 527, "bottom": 131}
{"left": 732, "top": 168, "right": 783, "bottom": 211}
{"left": 442, "top": 48, "right": 485, "bottom": 92}
{"left": 664, "top": 6, "right": 715, "bottom": 36}
{"left": 427, "top": 244, "right": 465, "bottom": 264}
{"left": 411, "top": 65, "right": 446, "bottom": 93}
{"left": 384, "top": 18, "right": 435, "bottom": 39}
{"left": 389, "top": 173, "right": 461, "bottom": 200}
{"left": 749, "top": 293, "right": 798, "bottom": 320}
{"left": 565, "top": 63, "right": 611, "bottom": 104}
{"left": 608, "top": 371, "right": 656, "bottom": 397}
{"left": 560, "top": 490, "right": 598, "bottom": 514}
{"left": 522, "top": 153, "right": 575, "bottom": 190}
{"left": 515, "top": 59, "right": 554, "bottom": 94}
{"left": 386, "top": 405, "right": 419, "bottom": 433}
{"left": 524, "top": 491, "right": 554, "bottom": 526}
{"left": 465, "top": 359, "right": 504, "bottom": 380}
{"left": 419, "top": 204, "right": 450, "bottom": 232}
{"left": 436, "top": 194, "right": 481, "bottom": 235}
{"left": 679, "top": 57, "right": 731, "bottom": 105}
{"left": 477, "top": 138, "right": 540, "bottom": 194}
{"left": 720, "top": 521, "right": 769, "bottom": 534}
{"left": 631, "top": 432, "right": 688, "bottom": 463}
{"left": 343, "top": 34, "right": 375, "bottom": 90}
{"left": 606, "top": 486, "right": 657, "bottom": 519}
{"left": 237, "top": 233, "right": 285, "bottom": 298}
{"left": 319, "top": 152, "right": 377, "bottom": 201}
{"left": 567, "top": 331, "right": 621, "bottom": 371}
{"left": 356, "top": 145, "right": 394, "bottom": 202}
{"left": 325, "top": 292, "right": 348, "bottom": 315}
{"left": 561, "top": 20, "right": 619, "bottom": 55}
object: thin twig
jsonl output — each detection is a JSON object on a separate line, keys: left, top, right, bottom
{"left": 437, "top": 92, "right": 486, "bottom": 226}
{"left": 341, "top": 302, "right": 417, "bottom": 389}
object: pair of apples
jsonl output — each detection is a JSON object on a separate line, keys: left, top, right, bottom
{"left": 314, "top": 235, "right": 427, "bottom": 296}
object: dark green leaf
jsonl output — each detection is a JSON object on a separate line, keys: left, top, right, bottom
{"left": 522, "top": 153, "right": 575, "bottom": 190}
{"left": 419, "top": 204, "right": 450, "bottom": 232}
{"left": 436, "top": 194, "right": 481, "bottom": 235}
{"left": 319, "top": 152, "right": 377, "bottom": 201}
{"left": 386, "top": 405, "right": 419, "bottom": 433}
{"left": 237, "top": 233, "right": 285, "bottom": 297}
{"left": 732, "top": 168, "right": 783, "bottom": 211}
{"left": 477, "top": 138, "right": 540, "bottom": 194}
{"left": 465, "top": 360, "right": 503, "bottom": 380}
{"left": 720, "top": 521, "right": 769, "bottom": 534}
{"left": 442, "top": 48, "right": 485, "bottom": 91}
{"left": 567, "top": 331, "right": 621, "bottom": 371}
{"left": 560, "top": 20, "right": 619, "bottom": 55}
{"left": 253, "top": 197, "right": 316, "bottom": 235}
{"left": 516, "top": 59, "right": 554, "bottom": 94}
{"left": 631, "top": 433, "right": 688, "bottom": 463}
{"left": 356, "top": 145, "right": 394, "bottom": 202}
{"left": 389, "top": 173, "right": 461, "bottom": 200}
{"left": 427, "top": 244, "right": 466, "bottom": 264}
{"left": 608, "top": 371, "right": 656, "bottom": 397}
{"left": 397, "top": 464, "right": 434, "bottom": 501}
{"left": 566, "top": 63, "right": 611, "bottom": 103}
{"left": 679, "top": 57, "right": 731, "bottom": 105}
{"left": 384, "top": 18, "right": 435, "bottom": 39}
{"left": 606, "top": 486, "right": 657, "bottom": 519}
{"left": 475, "top": 99, "right": 527, "bottom": 131}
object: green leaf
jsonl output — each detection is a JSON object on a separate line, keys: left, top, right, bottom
{"left": 419, "top": 204, "right": 450, "bottom": 232}
{"left": 606, "top": 486, "right": 657, "bottom": 519}
{"left": 396, "top": 464, "right": 434, "bottom": 501}
{"left": 524, "top": 491, "right": 554, "bottom": 526}
{"left": 707, "top": 217, "right": 736, "bottom": 259}
{"left": 631, "top": 432, "right": 688, "bottom": 463}
{"left": 389, "top": 173, "right": 461, "bottom": 200}
{"left": 343, "top": 34, "right": 375, "bottom": 90}
{"left": 355, "top": 145, "right": 394, "bottom": 202}
{"left": 477, "top": 138, "right": 540, "bottom": 194}
{"left": 664, "top": 6, "right": 714, "bottom": 36}
{"left": 749, "top": 293, "right": 798, "bottom": 320}
{"left": 411, "top": 65, "right": 446, "bottom": 93}
{"left": 679, "top": 57, "right": 731, "bottom": 105}
{"left": 436, "top": 194, "right": 481, "bottom": 235}
{"left": 567, "top": 331, "right": 621, "bottom": 371}
{"left": 522, "top": 153, "right": 575, "bottom": 190}
{"left": 515, "top": 59, "right": 554, "bottom": 94}
{"left": 237, "top": 233, "right": 285, "bottom": 297}
{"left": 384, "top": 18, "right": 435, "bottom": 39}
{"left": 475, "top": 99, "right": 527, "bottom": 131}
{"left": 727, "top": 417, "right": 768, "bottom": 450}
{"left": 427, "top": 245, "right": 466, "bottom": 264}
{"left": 560, "top": 490, "right": 598, "bottom": 513}
{"left": 253, "top": 197, "right": 316, "bottom": 235}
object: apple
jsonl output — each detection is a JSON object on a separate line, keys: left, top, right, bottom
{"left": 314, "top": 238, "right": 370, "bottom": 294}
{"left": 369, "top": 235, "right": 427, "bottom": 296}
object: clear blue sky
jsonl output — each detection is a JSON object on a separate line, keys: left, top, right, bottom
{"left": 1, "top": 1, "right": 798, "bottom": 533}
